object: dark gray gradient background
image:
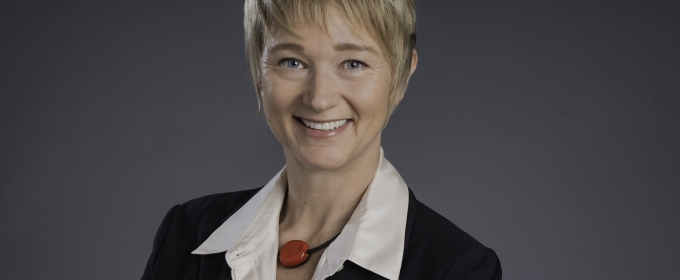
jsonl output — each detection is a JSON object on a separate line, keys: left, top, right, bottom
{"left": 1, "top": 0, "right": 678, "bottom": 279}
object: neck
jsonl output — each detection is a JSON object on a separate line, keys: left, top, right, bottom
{"left": 278, "top": 143, "right": 381, "bottom": 243}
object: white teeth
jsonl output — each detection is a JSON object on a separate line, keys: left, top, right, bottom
{"left": 301, "top": 119, "right": 348, "bottom": 131}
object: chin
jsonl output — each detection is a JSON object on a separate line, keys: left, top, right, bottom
{"left": 295, "top": 146, "right": 351, "bottom": 171}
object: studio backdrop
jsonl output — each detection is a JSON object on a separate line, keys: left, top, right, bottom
{"left": 1, "top": 1, "right": 678, "bottom": 279}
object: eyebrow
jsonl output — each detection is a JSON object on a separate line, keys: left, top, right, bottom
{"left": 267, "top": 43, "right": 304, "bottom": 53}
{"left": 266, "top": 42, "right": 378, "bottom": 54}
{"left": 334, "top": 43, "right": 378, "bottom": 54}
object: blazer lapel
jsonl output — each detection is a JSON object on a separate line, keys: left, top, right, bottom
{"left": 198, "top": 254, "right": 233, "bottom": 280}
{"left": 195, "top": 188, "right": 417, "bottom": 280}
{"left": 324, "top": 189, "right": 417, "bottom": 280}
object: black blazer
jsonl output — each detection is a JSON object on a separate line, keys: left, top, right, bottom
{"left": 141, "top": 187, "right": 502, "bottom": 280}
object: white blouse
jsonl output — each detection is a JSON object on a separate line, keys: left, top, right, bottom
{"left": 192, "top": 148, "right": 410, "bottom": 280}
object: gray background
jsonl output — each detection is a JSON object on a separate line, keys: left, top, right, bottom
{"left": 1, "top": 0, "right": 678, "bottom": 279}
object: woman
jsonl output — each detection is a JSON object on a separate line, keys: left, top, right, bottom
{"left": 142, "top": 0, "right": 501, "bottom": 279}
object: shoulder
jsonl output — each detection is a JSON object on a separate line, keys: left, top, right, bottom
{"left": 408, "top": 197, "right": 482, "bottom": 253}
{"left": 400, "top": 191, "right": 502, "bottom": 279}
{"left": 164, "top": 187, "right": 262, "bottom": 245}
{"left": 172, "top": 187, "right": 262, "bottom": 227}
{"left": 141, "top": 187, "right": 261, "bottom": 279}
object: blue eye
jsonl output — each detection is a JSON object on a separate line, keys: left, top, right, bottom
{"left": 346, "top": 60, "right": 363, "bottom": 70}
{"left": 283, "top": 59, "right": 302, "bottom": 68}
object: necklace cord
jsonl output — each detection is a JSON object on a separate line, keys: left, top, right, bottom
{"left": 306, "top": 232, "right": 341, "bottom": 254}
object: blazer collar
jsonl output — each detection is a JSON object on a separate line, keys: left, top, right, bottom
{"left": 192, "top": 148, "right": 410, "bottom": 280}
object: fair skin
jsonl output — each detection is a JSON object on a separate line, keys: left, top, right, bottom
{"left": 259, "top": 7, "right": 417, "bottom": 280}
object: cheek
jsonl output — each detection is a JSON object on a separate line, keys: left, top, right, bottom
{"left": 262, "top": 101, "right": 288, "bottom": 140}
{"left": 348, "top": 76, "right": 391, "bottom": 120}
{"left": 260, "top": 79, "right": 285, "bottom": 131}
{"left": 261, "top": 76, "right": 286, "bottom": 116}
{"left": 261, "top": 74, "right": 301, "bottom": 110}
{"left": 261, "top": 75, "right": 302, "bottom": 134}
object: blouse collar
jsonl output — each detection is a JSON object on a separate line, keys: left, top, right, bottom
{"left": 192, "top": 148, "right": 410, "bottom": 280}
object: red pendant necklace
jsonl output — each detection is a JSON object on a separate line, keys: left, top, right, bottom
{"left": 279, "top": 233, "right": 341, "bottom": 268}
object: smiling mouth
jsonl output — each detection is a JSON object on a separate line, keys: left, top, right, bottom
{"left": 296, "top": 118, "right": 349, "bottom": 131}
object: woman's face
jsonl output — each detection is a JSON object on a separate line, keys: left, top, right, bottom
{"left": 260, "top": 9, "right": 393, "bottom": 171}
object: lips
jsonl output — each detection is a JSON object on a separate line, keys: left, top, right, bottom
{"left": 295, "top": 117, "right": 351, "bottom": 139}
{"left": 300, "top": 119, "right": 348, "bottom": 131}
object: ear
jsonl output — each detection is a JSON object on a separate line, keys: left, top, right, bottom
{"left": 395, "top": 49, "right": 419, "bottom": 104}
{"left": 256, "top": 77, "right": 266, "bottom": 116}
{"left": 409, "top": 49, "right": 418, "bottom": 76}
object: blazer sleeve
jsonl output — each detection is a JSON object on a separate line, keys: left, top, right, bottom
{"left": 141, "top": 204, "right": 180, "bottom": 280}
{"left": 443, "top": 247, "right": 502, "bottom": 280}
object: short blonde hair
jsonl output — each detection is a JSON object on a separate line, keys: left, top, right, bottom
{"left": 244, "top": 0, "right": 417, "bottom": 116}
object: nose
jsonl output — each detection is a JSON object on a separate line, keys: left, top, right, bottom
{"left": 303, "top": 68, "right": 341, "bottom": 112}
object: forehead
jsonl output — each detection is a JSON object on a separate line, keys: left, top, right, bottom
{"left": 263, "top": 7, "right": 382, "bottom": 52}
